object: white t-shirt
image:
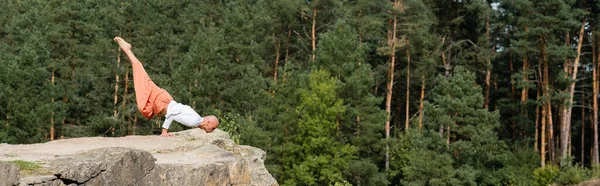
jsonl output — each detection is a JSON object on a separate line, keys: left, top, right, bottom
{"left": 162, "top": 101, "right": 204, "bottom": 129}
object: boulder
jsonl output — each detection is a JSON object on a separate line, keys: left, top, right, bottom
{"left": 0, "top": 161, "right": 19, "bottom": 186}
{"left": 49, "top": 147, "right": 155, "bottom": 185}
{"left": 0, "top": 129, "right": 278, "bottom": 186}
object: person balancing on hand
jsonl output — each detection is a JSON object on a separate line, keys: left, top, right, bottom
{"left": 114, "top": 37, "right": 219, "bottom": 137}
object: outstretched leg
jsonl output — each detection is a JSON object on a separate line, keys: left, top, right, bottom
{"left": 115, "top": 37, "right": 159, "bottom": 118}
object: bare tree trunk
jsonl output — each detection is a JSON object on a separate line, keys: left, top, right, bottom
{"left": 311, "top": 0, "right": 318, "bottom": 63}
{"left": 539, "top": 42, "right": 547, "bottom": 166}
{"left": 385, "top": 0, "right": 399, "bottom": 172}
{"left": 285, "top": 29, "right": 291, "bottom": 65}
{"left": 356, "top": 115, "right": 361, "bottom": 136}
{"left": 122, "top": 66, "right": 129, "bottom": 134}
{"left": 447, "top": 125, "right": 451, "bottom": 145}
{"left": 521, "top": 57, "right": 529, "bottom": 110}
{"left": 484, "top": 16, "right": 491, "bottom": 109}
{"left": 522, "top": 27, "right": 530, "bottom": 132}
{"left": 133, "top": 114, "right": 137, "bottom": 135}
{"left": 51, "top": 68, "right": 55, "bottom": 141}
{"left": 587, "top": 33, "right": 596, "bottom": 167}
{"left": 535, "top": 90, "right": 540, "bottom": 152}
{"left": 560, "top": 18, "right": 586, "bottom": 163}
{"left": 273, "top": 33, "right": 281, "bottom": 84}
{"left": 405, "top": 40, "right": 410, "bottom": 131}
{"left": 541, "top": 34, "right": 557, "bottom": 165}
{"left": 542, "top": 102, "right": 547, "bottom": 167}
{"left": 114, "top": 47, "right": 121, "bottom": 117}
{"left": 510, "top": 48, "right": 515, "bottom": 101}
{"left": 594, "top": 34, "right": 600, "bottom": 165}
{"left": 581, "top": 83, "right": 585, "bottom": 167}
{"left": 440, "top": 37, "right": 449, "bottom": 135}
{"left": 419, "top": 73, "right": 425, "bottom": 130}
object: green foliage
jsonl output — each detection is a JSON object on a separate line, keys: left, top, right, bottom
{"left": 532, "top": 164, "right": 591, "bottom": 186}
{"left": 397, "top": 132, "right": 459, "bottom": 186}
{"left": 393, "top": 67, "right": 510, "bottom": 185}
{"left": 591, "top": 164, "right": 600, "bottom": 179}
{"left": 494, "top": 146, "right": 539, "bottom": 185}
{"left": 533, "top": 165, "right": 559, "bottom": 186}
{"left": 282, "top": 70, "right": 357, "bottom": 185}
{"left": 555, "top": 165, "right": 590, "bottom": 185}
{"left": 216, "top": 112, "right": 244, "bottom": 144}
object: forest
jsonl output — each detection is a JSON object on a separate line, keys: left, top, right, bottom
{"left": 2, "top": 0, "right": 600, "bottom": 185}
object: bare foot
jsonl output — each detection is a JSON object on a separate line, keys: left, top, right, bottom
{"left": 114, "top": 37, "right": 131, "bottom": 51}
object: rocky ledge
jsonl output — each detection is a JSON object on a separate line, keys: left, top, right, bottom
{"left": 0, "top": 129, "right": 278, "bottom": 186}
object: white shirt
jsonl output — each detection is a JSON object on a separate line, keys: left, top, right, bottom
{"left": 162, "top": 101, "right": 204, "bottom": 129}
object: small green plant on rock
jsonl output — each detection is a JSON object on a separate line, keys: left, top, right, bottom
{"left": 8, "top": 160, "right": 51, "bottom": 176}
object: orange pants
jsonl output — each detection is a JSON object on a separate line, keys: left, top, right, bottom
{"left": 132, "top": 61, "right": 173, "bottom": 119}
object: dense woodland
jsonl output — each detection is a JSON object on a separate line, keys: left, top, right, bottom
{"left": 3, "top": 0, "right": 600, "bottom": 185}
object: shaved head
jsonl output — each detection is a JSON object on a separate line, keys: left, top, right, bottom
{"left": 199, "top": 115, "right": 219, "bottom": 133}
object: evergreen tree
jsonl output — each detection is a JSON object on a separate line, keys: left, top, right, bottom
{"left": 396, "top": 67, "right": 508, "bottom": 185}
{"left": 314, "top": 20, "right": 388, "bottom": 185}
{"left": 283, "top": 70, "right": 356, "bottom": 185}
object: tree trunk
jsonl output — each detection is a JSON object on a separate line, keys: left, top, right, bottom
{"left": 535, "top": 89, "right": 540, "bottom": 152}
{"left": 122, "top": 66, "right": 129, "bottom": 133}
{"left": 581, "top": 83, "right": 585, "bottom": 167}
{"left": 51, "top": 68, "right": 55, "bottom": 141}
{"left": 114, "top": 47, "right": 121, "bottom": 117}
{"left": 521, "top": 56, "right": 528, "bottom": 110}
{"left": 510, "top": 48, "right": 515, "bottom": 101}
{"left": 539, "top": 39, "right": 547, "bottom": 166}
{"left": 560, "top": 18, "right": 586, "bottom": 163}
{"left": 419, "top": 73, "right": 425, "bottom": 130}
{"left": 521, "top": 26, "right": 530, "bottom": 135}
{"left": 311, "top": 0, "right": 318, "bottom": 63}
{"left": 385, "top": 0, "right": 399, "bottom": 172}
{"left": 548, "top": 99, "right": 555, "bottom": 165}
{"left": 285, "top": 28, "right": 291, "bottom": 65}
{"left": 405, "top": 39, "right": 410, "bottom": 131}
{"left": 594, "top": 34, "right": 600, "bottom": 165}
{"left": 133, "top": 114, "right": 137, "bottom": 135}
{"left": 541, "top": 101, "right": 547, "bottom": 167}
{"left": 447, "top": 125, "right": 451, "bottom": 145}
{"left": 541, "top": 34, "right": 556, "bottom": 165}
{"left": 484, "top": 16, "right": 491, "bottom": 110}
{"left": 587, "top": 33, "right": 595, "bottom": 167}
{"left": 356, "top": 115, "right": 361, "bottom": 136}
{"left": 273, "top": 33, "right": 281, "bottom": 84}
{"left": 441, "top": 37, "right": 449, "bottom": 135}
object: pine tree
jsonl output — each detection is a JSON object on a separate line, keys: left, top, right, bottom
{"left": 283, "top": 70, "right": 356, "bottom": 185}
{"left": 398, "top": 67, "right": 506, "bottom": 185}
{"left": 314, "top": 20, "right": 388, "bottom": 185}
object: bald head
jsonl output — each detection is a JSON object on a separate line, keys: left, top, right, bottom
{"left": 199, "top": 115, "right": 219, "bottom": 133}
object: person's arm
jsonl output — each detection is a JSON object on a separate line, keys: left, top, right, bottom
{"left": 160, "top": 128, "right": 173, "bottom": 137}
{"left": 161, "top": 117, "right": 174, "bottom": 137}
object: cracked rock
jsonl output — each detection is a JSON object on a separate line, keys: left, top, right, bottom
{"left": 0, "top": 129, "right": 278, "bottom": 186}
{"left": 49, "top": 147, "right": 155, "bottom": 185}
{"left": 0, "top": 161, "right": 19, "bottom": 186}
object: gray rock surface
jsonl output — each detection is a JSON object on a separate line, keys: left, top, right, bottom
{"left": 17, "top": 175, "right": 61, "bottom": 186}
{"left": 0, "top": 129, "right": 278, "bottom": 186}
{"left": 0, "top": 161, "right": 19, "bottom": 186}
{"left": 50, "top": 147, "right": 155, "bottom": 185}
